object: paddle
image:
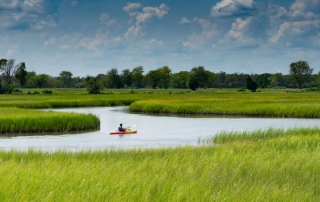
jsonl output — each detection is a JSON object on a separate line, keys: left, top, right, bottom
{"left": 126, "top": 124, "right": 136, "bottom": 130}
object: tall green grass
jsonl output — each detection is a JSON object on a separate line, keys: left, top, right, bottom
{"left": 129, "top": 92, "right": 320, "bottom": 118}
{"left": 2, "top": 89, "right": 320, "bottom": 133}
{"left": 1, "top": 128, "right": 320, "bottom": 201}
{"left": 0, "top": 108, "right": 99, "bottom": 133}
{"left": 201, "top": 127, "right": 320, "bottom": 144}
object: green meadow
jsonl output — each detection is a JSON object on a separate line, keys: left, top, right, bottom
{"left": 1, "top": 88, "right": 320, "bottom": 200}
{"left": 1, "top": 88, "right": 320, "bottom": 132}
{"left": 1, "top": 127, "right": 320, "bottom": 201}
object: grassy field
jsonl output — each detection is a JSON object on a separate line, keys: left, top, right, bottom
{"left": 1, "top": 88, "right": 319, "bottom": 132}
{"left": 129, "top": 89, "right": 320, "bottom": 118}
{"left": 1, "top": 88, "right": 320, "bottom": 200}
{"left": 1, "top": 127, "right": 320, "bottom": 201}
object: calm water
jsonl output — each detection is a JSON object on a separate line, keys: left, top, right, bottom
{"left": 0, "top": 106, "right": 319, "bottom": 151}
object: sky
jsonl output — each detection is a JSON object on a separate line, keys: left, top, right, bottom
{"left": 0, "top": 0, "right": 320, "bottom": 77}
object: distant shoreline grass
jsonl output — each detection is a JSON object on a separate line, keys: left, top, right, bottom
{"left": 1, "top": 127, "right": 320, "bottom": 201}
{"left": 129, "top": 91, "right": 320, "bottom": 118}
{"left": 2, "top": 88, "right": 320, "bottom": 133}
{"left": 200, "top": 127, "right": 320, "bottom": 144}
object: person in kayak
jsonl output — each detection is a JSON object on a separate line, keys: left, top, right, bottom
{"left": 118, "top": 123, "right": 126, "bottom": 132}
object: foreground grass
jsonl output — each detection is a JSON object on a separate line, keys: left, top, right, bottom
{"left": 1, "top": 127, "right": 320, "bottom": 201}
{"left": 0, "top": 108, "right": 99, "bottom": 133}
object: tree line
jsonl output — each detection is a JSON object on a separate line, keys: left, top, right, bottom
{"left": 0, "top": 58, "right": 316, "bottom": 94}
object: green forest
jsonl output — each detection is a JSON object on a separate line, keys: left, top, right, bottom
{"left": 0, "top": 58, "right": 317, "bottom": 94}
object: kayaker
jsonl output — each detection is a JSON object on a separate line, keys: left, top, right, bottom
{"left": 118, "top": 123, "right": 126, "bottom": 132}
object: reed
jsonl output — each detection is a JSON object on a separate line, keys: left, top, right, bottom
{"left": 200, "top": 127, "right": 320, "bottom": 144}
{"left": 0, "top": 108, "right": 99, "bottom": 133}
{"left": 129, "top": 91, "right": 320, "bottom": 118}
{"left": 2, "top": 89, "right": 320, "bottom": 132}
{"left": 1, "top": 129, "right": 320, "bottom": 201}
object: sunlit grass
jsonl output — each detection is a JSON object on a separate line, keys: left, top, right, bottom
{"left": 1, "top": 127, "right": 320, "bottom": 201}
{"left": 0, "top": 88, "right": 319, "bottom": 200}
{"left": 200, "top": 127, "right": 320, "bottom": 144}
{"left": 0, "top": 108, "right": 99, "bottom": 133}
{"left": 2, "top": 88, "right": 320, "bottom": 132}
{"left": 129, "top": 91, "right": 320, "bottom": 118}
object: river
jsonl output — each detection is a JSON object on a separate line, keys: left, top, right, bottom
{"left": 0, "top": 106, "right": 319, "bottom": 151}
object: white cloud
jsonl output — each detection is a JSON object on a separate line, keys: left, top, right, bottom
{"left": 135, "top": 3, "right": 170, "bottom": 25}
{"left": 124, "top": 25, "right": 145, "bottom": 40}
{"left": 268, "top": 0, "right": 320, "bottom": 44}
{"left": 71, "top": 1, "right": 78, "bottom": 6}
{"left": 312, "top": 33, "right": 320, "bottom": 46}
{"left": 211, "top": 0, "right": 255, "bottom": 17}
{"left": 123, "top": 2, "right": 142, "bottom": 13}
{"left": 0, "top": 0, "right": 57, "bottom": 30}
{"left": 179, "top": 17, "right": 191, "bottom": 24}
{"left": 225, "top": 17, "right": 255, "bottom": 43}
{"left": 44, "top": 38, "right": 56, "bottom": 47}
{"left": 124, "top": 3, "right": 170, "bottom": 41}
{"left": 136, "top": 39, "right": 164, "bottom": 50}
{"left": 99, "top": 13, "right": 117, "bottom": 26}
{"left": 269, "top": 22, "right": 290, "bottom": 43}
{"left": 182, "top": 17, "right": 218, "bottom": 50}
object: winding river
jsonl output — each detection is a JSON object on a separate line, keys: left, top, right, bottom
{"left": 0, "top": 106, "right": 320, "bottom": 151}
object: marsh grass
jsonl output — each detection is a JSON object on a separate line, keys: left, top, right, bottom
{"left": 0, "top": 108, "right": 99, "bottom": 133}
{"left": 129, "top": 91, "right": 320, "bottom": 118}
{"left": 1, "top": 128, "right": 320, "bottom": 201}
{"left": 2, "top": 89, "right": 320, "bottom": 133}
{"left": 1, "top": 89, "right": 320, "bottom": 200}
{"left": 200, "top": 127, "right": 320, "bottom": 144}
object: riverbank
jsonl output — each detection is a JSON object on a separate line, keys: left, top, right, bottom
{"left": 1, "top": 127, "right": 319, "bottom": 201}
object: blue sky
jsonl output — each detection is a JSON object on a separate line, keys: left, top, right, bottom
{"left": 0, "top": 0, "right": 319, "bottom": 77}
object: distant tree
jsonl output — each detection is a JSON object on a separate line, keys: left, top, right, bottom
{"left": 289, "top": 61, "right": 313, "bottom": 89}
{"left": 85, "top": 76, "right": 103, "bottom": 94}
{"left": 217, "top": 71, "right": 226, "bottom": 89}
{"left": 106, "top": 68, "right": 122, "bottom": 88}
{"left": 35, "top": 74, "right": 50, "bottom": 88}
{"left": 256, "top": 73, "right": 271, "bottom": 88}
{"left": 47, "top": 77, "right": 62, "bottom": 88}
{"left": 59, "top": 71, "right": 73, "bottom": 88}
{"left": 132, "top": 66, "right": 144, "bottom": 89}
{"left": 171, "top": 71, "right": 190, "bottom": 88}
{"left": 283, "top": 74, "right": 296, "bottom": 88}
{"left": 189, "top": 66, "right": 208, "bottom": 90}
{"left": 188, "top": 77, "right": 198, "bottom": 91}
{"left": 158, "top": 66, "right": 172, "bottom": 89}
{"left": 144, "top": 70, "right": 161, "bottom": 89}
{"left": 206, "top": 71, "right": 219, "bottom": 88}
{"left": 237, "top": 73, "right": 248, "bottom": 88}
{"left": 270, "top": 73, "right": 285, "bottom": 88}
{"left": 316, "top": 72, "right": 320, "bottom": 87}
{"left": 25, "top": 71, "right": 37, "bottom": 88}
{"left": 225, "top": 73, "right": 239, "bottom": 88}
{"left": 121, "top": 69, "right": 132, "bottom": 88}
{"left": 73, "top": 76, "right": 85, "bottom": 88}
{"left": 0, "top": 59, "right": 24, "bottom": 93}
{"left": 0, "top": 59, "right": 19, "bottom": 84}
{"left": 246, "top": 76, "right": 258, "bottom": 92}
{"left": 15, "top": 62, "right": 27, "bottom": 88}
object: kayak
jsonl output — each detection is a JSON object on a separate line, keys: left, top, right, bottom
{"left": 110, "top": 130, "right": 137, "bottom": 135}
